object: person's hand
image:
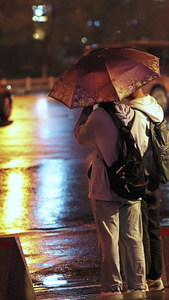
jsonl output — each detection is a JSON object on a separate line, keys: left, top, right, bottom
{"left": 82, "top": 106, "right": 93, "bottom": 116}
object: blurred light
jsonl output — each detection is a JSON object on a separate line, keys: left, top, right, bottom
{"left": 94, "top": 20, "right": 101, "bottom": 27}
{"left": 33, "top": 32, "right": 39, "bottom": 39}
{"left": 3, "top": 171, "right": 24, "bottom": 231}
{"left": 81, "top": 37, "right": 88, "bottom": 44}
{"left": 87, "top": 20, "right": 92, "bottom": 26}
{"left": 36, "top": 160, "right": 69, "bottom": 227}
{"left": 116, "top": 30, "right": 121, "bottom": 34}
{"left": 38, "top": 16, "right": 48, "bottom": 22}
{"left": 34, "top": 5, "right": 44, "bottom": 16}
{"left": 35, "top": 97, "right": 48, "bottom": 119}
{"left": 32, "top": 16, "right": 38, "bottom": 22}
{"left": 87, "top": 20, "right": 101, "bottom": 27}
{"left": 32, "top": 5, "right": 48, "bottom": 22}
{"left": 4, "top": 159, "right": 28, "bottom": 168}
{"left": 0, "top": 79, "right": 7, "bottom": 84}
{"left": 33, "top": 28, "right": 46, "bottom": 40}
{"left": 91, "top": 43, "right": 99, "bottom": 48}
{"left": 126, "top": 19, "right": 138, "bottom": 26}
{"left": 42, "top": 274, "right": 67, "bottom": 287}
{"left": 32, "top": 15, "right": 48, "bottom": 22}
{"left": 7, "top": 84, "right": 12, "bottom": 90}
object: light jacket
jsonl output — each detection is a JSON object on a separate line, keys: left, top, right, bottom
{"left": 126, "top": 94, "right": 164, "bottom": 123}
{"left": 126, "top": 94, "right": 164, "bottom": 182}
{"left": 74, "top": 96, "right": 164, "bottom": 201}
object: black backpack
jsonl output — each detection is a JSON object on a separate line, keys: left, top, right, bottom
{"left": 140, "top": 118, "right": 169, "bottom": 184}
{"left": 105, "top": 110, "right": 149, "bottom": 200}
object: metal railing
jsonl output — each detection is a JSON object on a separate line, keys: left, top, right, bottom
{"left": 2, "top": 76, "right": 58, "bottom": 94}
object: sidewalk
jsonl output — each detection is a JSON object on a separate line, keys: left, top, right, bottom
{"left": 35, "top": 286, "right": 169, "bottom": 300}
{"left": 88, "top": 289, "right": 169, "bottom": 299}
{"left": 34, "top": 225, "right": 169, "bottom": 299}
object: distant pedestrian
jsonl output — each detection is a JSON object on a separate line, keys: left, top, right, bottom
{"left": 74, "top": 102, "right": 147, "bottom": 295}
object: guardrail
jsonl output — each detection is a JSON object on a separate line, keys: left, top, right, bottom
{"left": 2, "top": 76, "right": 58, "bottom": 94}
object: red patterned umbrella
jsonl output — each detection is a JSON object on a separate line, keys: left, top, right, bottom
{"left": 48, "top": 47, "right": 160, "bottom": 109}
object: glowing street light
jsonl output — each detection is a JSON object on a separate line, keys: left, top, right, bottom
{"left": 32, "top": 5, "right": 48, "bottom": 22}
{"left": 32, "top": 28, "right": 46, "bottom": 40}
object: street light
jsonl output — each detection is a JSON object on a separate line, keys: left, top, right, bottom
{"left": 32, "top": 5, "right": 48, "bottom": 40}
{"left": 33, "top": 28, "right": 46, "bottom": 40}
{"left": 32, "top": 5, "right": 48, "bottom": 22}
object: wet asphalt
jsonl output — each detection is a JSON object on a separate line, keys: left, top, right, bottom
{"left": 0, "top": 92, "right": 169, "bottom": 299}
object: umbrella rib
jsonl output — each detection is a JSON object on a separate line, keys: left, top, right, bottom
{"left": 104, "top": 64, "right": 120, "bottom": 99}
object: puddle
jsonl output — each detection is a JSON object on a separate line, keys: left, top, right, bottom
{"left": 42, "top": 274, "right": 68, "bottom": 287}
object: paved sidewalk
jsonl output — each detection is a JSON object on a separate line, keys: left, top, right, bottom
{"left": 34, "top": 284, "right": 169, "bottom": 300}
{"left": 33, "top": 225, "right": 169, "bottom": 300}
{"left": 35, "top": 288, "right": 169, "bottom": 300}
{"left": 88, "top": 289, "right": 169, "bottom": 299}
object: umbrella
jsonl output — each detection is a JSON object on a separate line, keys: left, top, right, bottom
{"left": 48, "top": 47, "right": 160, "bottom": 109}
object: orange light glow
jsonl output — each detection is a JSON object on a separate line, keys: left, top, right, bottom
{"left": 3, "top": 171, "right": 24, "bottom": 232}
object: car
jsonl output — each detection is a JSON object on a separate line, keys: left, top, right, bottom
{"left": 84, "top": 41, "right": 169, "bottom": 115}
{"left": 0, "top": 80, "right": 13, "bottom": 121}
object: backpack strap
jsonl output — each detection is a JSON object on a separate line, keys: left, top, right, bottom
{"left": 88, "top": 108, "right": 135, "bottom": 177}
{"left": 132, "top": 108, "right": 151, "bottom": 138}
{"left": 104, "top": 109, "right": 137, "bottom": 166}
{"left": 107, "top": 109, "right": 136, "bottom": 132}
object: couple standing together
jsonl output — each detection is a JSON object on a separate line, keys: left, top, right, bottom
{"left": 74, "top": 87, "right": 164, "bottom": 295}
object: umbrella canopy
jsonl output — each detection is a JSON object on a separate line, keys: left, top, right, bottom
{"left": 48, "top": 47, "right": 160, "bottom": 109}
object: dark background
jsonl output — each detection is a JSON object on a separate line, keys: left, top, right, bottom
{"left": 0, "top": 0, "right": 168, "bottom": 79}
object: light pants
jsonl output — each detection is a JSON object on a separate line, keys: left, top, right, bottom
{"left": 91, "top": 199, "right": 146, "bottom": 292}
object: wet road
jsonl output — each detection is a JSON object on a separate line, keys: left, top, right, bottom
{"left": 0, "top": 92, "right": 169, "bottom": 299}
{"left": 0, "top": 93, "right": 100, "bottom": 299}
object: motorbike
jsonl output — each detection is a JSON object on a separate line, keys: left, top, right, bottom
{"left": 0, "top": 81, "right": 12, "bottom": 121}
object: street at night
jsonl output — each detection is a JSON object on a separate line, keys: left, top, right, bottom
{"left": 0, "top": 93, "right": 169, "bottom": 299}
{"left": 0, "top": 93, "right": 100, "bottom": 299}
{"left": 1, "top": 0, "right": 169, "bottom": 298}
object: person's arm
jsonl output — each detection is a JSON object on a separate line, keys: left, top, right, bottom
{"left": 74, "top": 106, "right": 93, "bottom": 146}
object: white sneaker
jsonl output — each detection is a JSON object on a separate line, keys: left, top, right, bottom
{"left": 99, "top": 288, "right": 121, "bottom": 296}
{"left": 147, "top": 277, "right": 164, "bottom": 291}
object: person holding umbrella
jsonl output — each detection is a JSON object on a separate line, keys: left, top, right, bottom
{"left": 74, "top": 101, "right": 147, "bottom": 295}
{"left": 49, "top": 47, "right": 161, "bottom": 295}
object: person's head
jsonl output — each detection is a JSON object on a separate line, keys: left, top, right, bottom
{"left": 127, "top": 88, "right": 145, "bottom": 100}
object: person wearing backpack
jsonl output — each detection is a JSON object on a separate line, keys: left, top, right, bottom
{"left": 125, "top": 87, "right": 165, "bottom": 291}
{"left": 74, "top": 102, "right": 147, "bottom": 295}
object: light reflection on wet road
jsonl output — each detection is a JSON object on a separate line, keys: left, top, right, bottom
{"left": 0, "top": 93, "right": 98, "bottom": 296}
{"left": 0, "top": 94, "right": 91, "bottom": 229}
{"left": 0, "top": 93, "right": 169, "bottom": 298}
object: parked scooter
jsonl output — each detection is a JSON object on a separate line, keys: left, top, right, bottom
{"left": 0, "top": 80, "right": 12, "bottom": 121}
